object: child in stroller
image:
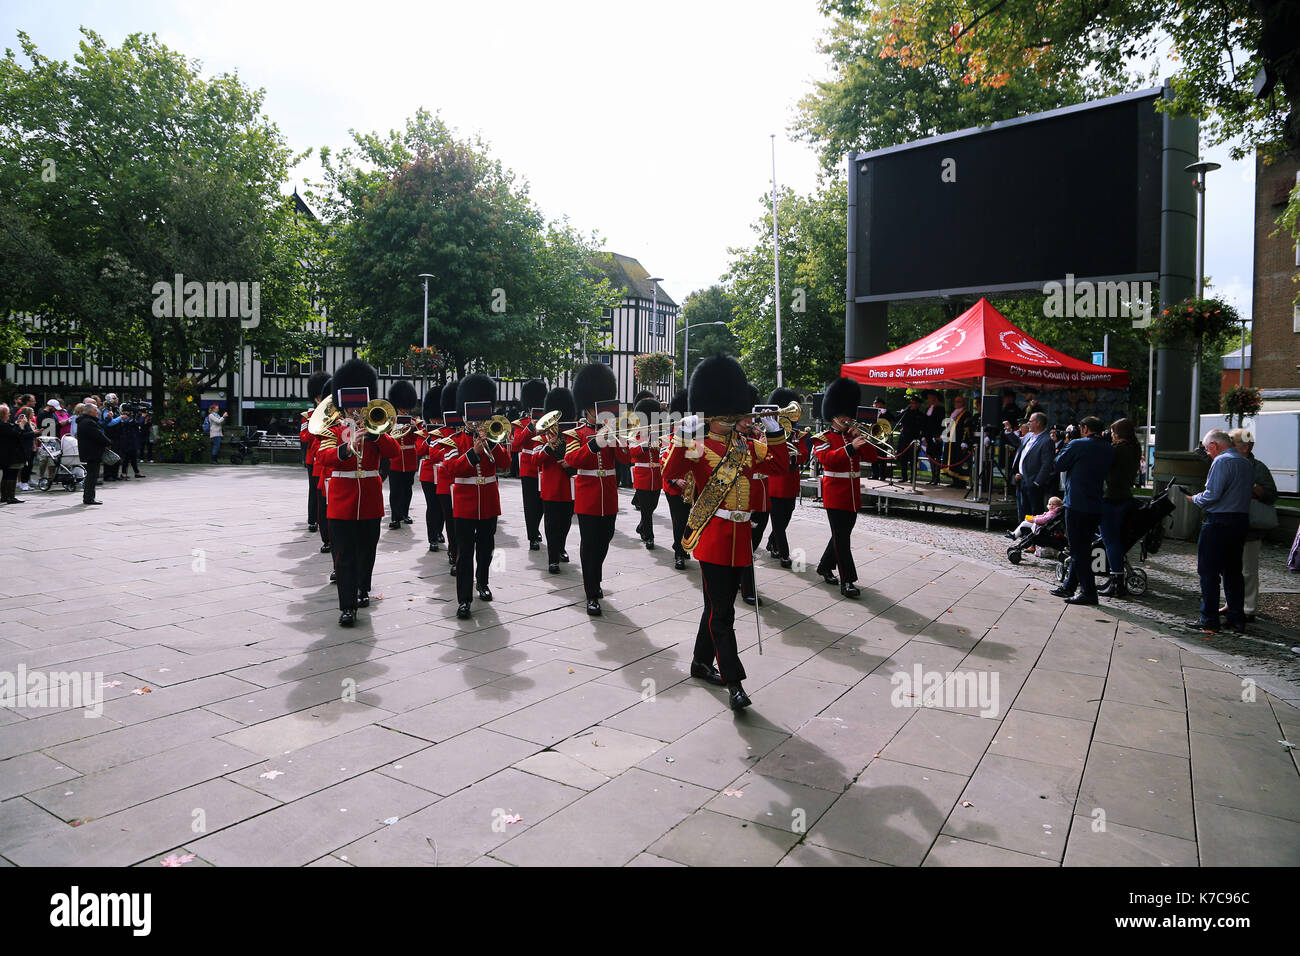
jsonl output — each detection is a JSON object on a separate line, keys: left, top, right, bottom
{"left": 1051, "top": 486, "right": 1178, "bottom": 599}
{"left": 36, "top": 435, "right": 85, "bottom": 492}
{"left": 1006, "top": 497, "right": 1066, "bottom": 564}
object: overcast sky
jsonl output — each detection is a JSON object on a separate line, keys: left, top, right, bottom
{"left": 3, "top": 0, "right": 1256, "bottom": 324}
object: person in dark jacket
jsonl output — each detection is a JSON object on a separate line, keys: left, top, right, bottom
{"left": 1098, "top": 418, "right": 1140, "bottom": 597}
{"left": 1050, "top": 416, "right": 1114, "bottom": 605}
{"left": 75, "top": 402, "right": 110, "bottom": 505}
{"left": 117, "top": 406, "right": 145, "bottom": 478}
{"left": 896, "top": 393, "right": 926, "bottom": 482}
{"left": 1011, "top": 411, "right": 1055, "bottom": 519}
{"left": 0, "top": 404, "right": 28, "bottom": 504}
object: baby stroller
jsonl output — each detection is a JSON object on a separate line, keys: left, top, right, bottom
{"left": 228, "top": 427, "right": 262, "bottom": 465}
{"left": 35, "top": 435, "right": 85, "bottom": 492}
{"left": 1053, "top": 486, "right": 1178, "bottom": 598}
{"left": 1006, "top": 510, "right": 1068, "bottom": 565}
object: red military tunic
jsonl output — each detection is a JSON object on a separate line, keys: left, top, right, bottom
{"left": 299, "top": 411, "right": 312, "bottom": 465}
{"left": 768, "top": 432, "right": 809, "bottom": 500}
{"left": 662, "top": 430, "right": 788, "bottom": 566}
{"left": 390, "top": 428, "right": 421, "bottom": 473}
{"left": 630, "top": 441, "right": 663, "bottom": 490}
{"left": 441, "top": 432, "right": 512, "bottom": 519}
{"left": 565, "top": 424, "right": 632, "bottom": 517}
{"left": 538, "top": 439, "right": 574, "bottom": 502}
{"left": 661, "top": 443, "right": 686, "bottom": 498}
{"left": 415, "top": 423, "right": 446, "bottom": 485}
{"left": 315, "top": 428, "right": 400, "bottom": 521}
{"left": 432, "top": 429, "right": 462, "bottom": 497}
{"left": 814, "top": 429, "right": 878, "bottom": 512}
{"left": 511, "top": 419, "right": 543, "bottom": 478}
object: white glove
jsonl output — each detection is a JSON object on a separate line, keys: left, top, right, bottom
{"left": 961, "top": 443, "right": 968, "bottom": 450}
{"left": 761, "top": 416, "right": 779, "bottom": 433}
{"left": 677, "top": 414, "right": 700, "bottom": 438}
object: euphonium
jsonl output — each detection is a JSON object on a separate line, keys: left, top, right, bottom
{"left": 308, "top": 396, "right": 342, "bottom": 436}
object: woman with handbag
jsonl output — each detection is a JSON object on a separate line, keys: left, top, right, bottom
{"left": 1098, "top": 418, "right": 1140, "bottom": 597}
{"left": 1229, "top": 429, "right": 1277, "bottom": 623}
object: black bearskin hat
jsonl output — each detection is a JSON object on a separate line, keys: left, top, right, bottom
{"left": 573, "top": 362, "right": 617, "bottom": 413}
{"left": 668, "top": 388, "right": 688, "bottom": 416}
{"left": 520, "top": 379, "right": 548, "bottom": 410}
{"left": 747, "top": 384, "right": 759, "bottom": 408}
{"left": 633, "top": 397, "right": 660, "bottom": 422}
{"left": 331, "top": 358, "right": 378, "bottom": 402}
{"left": 689, "top": 355, "right": 749, "bottom": 419}
{"left": 388, "top": 379, "right": 418, "bottom": 411}
{"left": 306, "top": 371, "right": 331, "bottom": 403}
{"left": 421, "top": 387, "right": 440, "bottom": 421}
{"left": 440, "top": 380, "right": 459, "bottom": 415}
{"left": 822, "top": 376, "right": 861, "bottom": 421}
{"left": 769, "top": 387, "right": 801, "bottom": 408}
{"left": 544, "top": 386, "right": 576, "bottom": 422}
{"left": 456, "top": 373, "right": 497, "bottom": 414}
{"left": 633, "top": 389, "right": 655, "bottom": 404}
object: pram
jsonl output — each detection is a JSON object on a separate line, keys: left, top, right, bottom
{"left": 228, "top": 427, "right": 262, "bottom": 465}
{"left": 1006, "top": 510, "right": 1067, "bottom": 565}
{"left": 1050, "top": 486, "right": 1179, "bottom": 599}
{"left": 35, "top": 435, "right": 85, "bottom": 492}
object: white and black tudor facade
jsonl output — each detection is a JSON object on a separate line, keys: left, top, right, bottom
{"left": 4, "top": 249, "right": 678, "bottom": 435}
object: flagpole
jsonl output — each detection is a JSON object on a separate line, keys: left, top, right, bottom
{"left": 771, "top": 134, "right": 783, "bottom": 389}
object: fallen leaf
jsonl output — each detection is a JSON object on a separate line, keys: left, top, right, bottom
{"left": 722, "top": 789, "right": 744, "bottom": 798}
{"left": 503, "top": 813, "right": 522, "bottom": 825}
{"left": 259, "top": 770, "right": 284, "bottom": 780}
{"left": 101, "top": 680, "right": 122, "bottom": 688}
{"left": 131, "top": 687, "right": 152, "bottom": 695}
{"left": 567, "top": 668, "right": 574, "bottom": 674}
{"left": 665, "top": 757, "right": 675, "bottom": 763}
{"left": 70, "top": 818, "right": 92, "bottom": 827}
{"left": 158, "top": 668, "right": 171, "bottom": 673}
{"left": 160, "top": 853, "right": 196, "bottom": 867}
{"left": 1146, "top": 659, "right": 1159, "bottom": 663}
{"left": 1281, "top": 740, "right": 1296, "bottom": 750}
{"left": 961, "top": 800, "right": 974, "bottom": 807}
{"left": 383, "top": 816, "right": 400, "bottom": 825}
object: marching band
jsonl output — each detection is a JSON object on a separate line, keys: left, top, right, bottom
{"left": 301, "top": 356, "right": 1025, "bottom": 704}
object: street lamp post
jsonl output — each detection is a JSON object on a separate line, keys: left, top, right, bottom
{"left": 676, "top": 320, "right": 726, "bottom": 390}
{"left": 646, "top": 277, "right": 663, "bottom": 393}
{"left": 1184, "top": 160, "right": 1220, "bottom": 448}
{"left": 417, "top": 273, "right": 435, "bottom": 397}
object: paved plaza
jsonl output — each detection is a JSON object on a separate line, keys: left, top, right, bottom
{"left": 1, "top": 465, "right": 1298, "bottom": 867}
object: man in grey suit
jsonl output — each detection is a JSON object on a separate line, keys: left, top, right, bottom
{"left": 1011, "top": 412, "right": 1053, "bottom": 519}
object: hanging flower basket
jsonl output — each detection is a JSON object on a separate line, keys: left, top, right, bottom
{"left": 1147, "top": 297, "right": 1240, "bottom": 347}
{"left": 1221, "top": 385, "right": 1263, "bottom": 428}
{"left": 634, "top": 352, "right": 675, "bottom": 385}
{"left": 401, "top": 345, "right": 446, "bottom": 379}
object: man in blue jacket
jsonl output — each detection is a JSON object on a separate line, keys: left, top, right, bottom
{"left": 1011, "top": 411, "right": 1054, "bottom": 519}
{"left": 1049, "top": 416, "right": 1113, "bottom": 605}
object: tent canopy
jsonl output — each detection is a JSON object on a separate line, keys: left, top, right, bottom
{"left": 840, "top": 298, "right": 1130, "bottom": 391}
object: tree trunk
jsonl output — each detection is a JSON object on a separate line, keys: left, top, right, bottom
{"left": 151, "top": 336, "right": 166, "bottom": 421}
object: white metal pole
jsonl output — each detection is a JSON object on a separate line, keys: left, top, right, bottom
{"left": 771, "top": 134, "right": 783, "bottom": 388}
{"left": 684, "top": 314, "right": 690, "bottom": 391}
{"left": 1146, "top": 342, "right": 1154, "bottom": 487}
{"left": 422, "top": 277, "right": 429, "bottom": 350}
{"left": 1189, "top": 171, "right": 1206, "bottom": 449}
{"left": 1239, "top": 318, "right": 1246, "bottom": 387}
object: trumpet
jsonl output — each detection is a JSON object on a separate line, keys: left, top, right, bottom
{"left": 467, "top": 414, "right": 512, "bottom": 445}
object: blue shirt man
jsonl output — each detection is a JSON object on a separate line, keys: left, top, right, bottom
{"left": 1049, "top": 417, "right": 1113, "bottom": 604}
{"left": 1187, "top": 431, "right": 1254, "bottom": 632}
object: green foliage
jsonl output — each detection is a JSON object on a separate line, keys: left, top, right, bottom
{"left": 676, "top": 286, "right": 739, "bottom": 385}
{"left": 725, "top": 178, "right": 849, "bottom": 394}
{"left": 1221, "top": 385, "right": 1263, "bottom": 427}
{"left": 313, "top": 110, "right": 619, "bottom": 379}
{"left": 0, "top": 29, "right": 322, "bottom": 389}
{"left": 155, "top": 376, "right": 205, "bottom": 462}
{"left": 1148, "top": 297, "right": 1242, "bottom": 347}
{"left": 0, "top": 316, "right": 29, "bottom": 365}
{"left": 633, "top": 352, "right": 675, "bottom": 387}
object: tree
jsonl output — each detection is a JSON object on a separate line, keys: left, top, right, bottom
{"left": 676, "top": 286, "right": 739, "bottom": 388}
{"left": 725, "top": 178, "right": 849, "bottom": 394}
{"left": 313, "top": 111, "right": 618, "bottom": 381}
{"left": 0, "top": 29, "right": 322, "bottom": 413}
{"left": 794, "top": 1, "right": 1125, "bottom": 171}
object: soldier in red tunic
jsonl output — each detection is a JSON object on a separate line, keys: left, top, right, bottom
{"left": 313, "top": 360, "right": 401, "bottom": 626}
{"left": 440, "top": 374, "right": 512, "bottom": 620}
{"left": 303, "top": 372, "right": 330, "bottom": 536}
{"left": 511, "top": 379, "right": 548, "bottom": 551}
{"left": 385, "top": 380, "right": 420, "bottom": 530}
{"left": 414, "top": 387, "right": 445, "bottom": 552}
{"left": 662, "top": 389, "right": 691, "bottom": 571}
{"left": 434, "top": 380, "right": 460, "bottom": 574}
{"left": 663, "top": 356, "right": 789, "bottom": 710}
{"left": 537, "top": 386, "right": 577, "bottom": 574}
{"left": 762, "top": 387, "right": 806, "bottom": 570}
{"left": 629, "top": 397, "right": 665, "bottom": 550}
{"left": 565, "top": 363, "right": 632, "bottom": 616}
{"left": 813, "top": 377, "right": 877, "bottom": 599}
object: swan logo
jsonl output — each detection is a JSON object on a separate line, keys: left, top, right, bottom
{"left": 999, "top": 331, "right": 1060, "bottom": 366}
{"left": 902, "top": 328, "right": 966, "bottom": 362}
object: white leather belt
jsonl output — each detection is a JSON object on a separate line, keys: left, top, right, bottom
{"left": 576, "top": 469, "right": 611, "bottom": 477}
{"left": 521, "top": 446, "right": 542, "bottom": 454}
{"left": 715, "top": 509, "right": 751, "bottom": 522}
{"left": 454, "top": 476, "right": 497, "bottom": 485}
{"left": 822, "top": 471, "right": 860, "bottom": 479}
{"left": 632, "top": 462, "right": 660, "bottom": 469}
{"left": 331, "top": 470, "right": 380, "bottom": 479}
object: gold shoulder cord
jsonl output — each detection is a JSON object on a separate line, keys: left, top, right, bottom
{"left": 681, "top": 434, "right": 748, "bottom": 552}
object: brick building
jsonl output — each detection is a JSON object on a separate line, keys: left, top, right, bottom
{"left": 1251, "top": 151, "right": 1300, "bottom": 401}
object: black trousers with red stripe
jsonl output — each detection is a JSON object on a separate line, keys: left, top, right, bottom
{"left": 542, "top": 499, "right": 573, "bottom": 565}
{"left": 697, "top": 561, "right": 746, "bottom": 683}
{"left": 520, "top": 476, "right": 543, "bottom": 543}
{"left": 635, "top": 488, "right": 661, "bottom": 544}
{"left": 388, "top": 470, "right": 416, "bottom": 521}
{"left": 577, "top": 513, "right": 616, "bottom": 599}
{"left": 438, "top": 493, "right": 457, "bottom": 561}
{"left": 421, "top": 481, "right": 443, "bottom": 544}
{"left": 742, "top": 510, "right": 770, "bottom": 599}
{"left": 330, "top": 517, "right": 381, "bottom": 610}
{"left": 766, "top": 496, "right": 796, "bottom": 560}
{"left": 306, "top": 465, "right": 319, "bottom": 525}
{"left": 666, "top": 494, "right": 689, "bottom": 559}
{"left": 817, "top": 508, "right": 858, "bottom": 584}
{"left": 455, "top": 516, "right": 497, "bottom": 604}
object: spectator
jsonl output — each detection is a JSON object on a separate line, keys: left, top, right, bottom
{"left": 0, "top": 404, "right": 27, "bottom": 504}
{"left": 118, "top": 406, "right": 145, "bottom": 479}
{"left": 1011, "top": 411, "right": 1053, "bottom": 520}
{"left": 139, "top": 411, "right": 155, "bottom": 462}
{"left": 1098, "top": 418, "right": 1140, "bottom": 597}
{"left": 75, "top": 401, "right": 109, "bottom": 505}
{"left": 17, "top": 405, "right": 37, "bottom": 491}
{"left": 1050, "top": 415, "right": 1114, "bottom": 605}
{"left": 1228, "top": 428, "right": 1276, "bottom": 624}
{"left": 1186, "top": 429, "right": 1255, "bottom": 633}
{"left": 207, "top": 405, "right": 228, "bottom": 463}
{"left": 102, "top": 407, "right": 125, "bottom": 481}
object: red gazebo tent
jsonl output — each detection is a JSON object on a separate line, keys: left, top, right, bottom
{"left": 840, "top": 297, "right": 1130, "bottom": 391}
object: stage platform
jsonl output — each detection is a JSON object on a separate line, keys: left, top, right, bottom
{"left": 800, "top": 477, "right": 1020, "bottom": 529}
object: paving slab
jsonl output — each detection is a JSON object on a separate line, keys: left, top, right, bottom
{"left": 648, "top": 809, "right": 799, "bottom": 867}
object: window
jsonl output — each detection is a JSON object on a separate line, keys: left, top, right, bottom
{"left": 18, "top": 334, "right": 83, "bottom": 368}
{"left": 598, "top": 354, "right": 611, "bottom": 365}
{"left": 1294, "top": 304, "right": 1300, "bottom": 333}
{"left": 263, "top": 356, "right": 289, "bottom": 375}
